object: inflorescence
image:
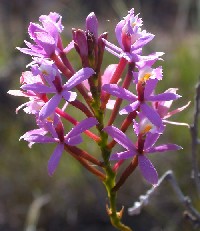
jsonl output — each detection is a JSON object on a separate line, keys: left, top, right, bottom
{"left": 8, "top": 9, "right": 188, "bottom": 231}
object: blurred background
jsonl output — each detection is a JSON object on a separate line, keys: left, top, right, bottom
{"left": 1, "top": 0, "right": 200, "bottom": 230}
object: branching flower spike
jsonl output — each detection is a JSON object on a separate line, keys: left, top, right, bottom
{"left": 8, "top": 9, "right": 188, "bottom": 231}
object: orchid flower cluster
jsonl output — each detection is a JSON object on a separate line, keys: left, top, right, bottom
{"left": 9, "top": 9, "right": 187, "bottom": 231}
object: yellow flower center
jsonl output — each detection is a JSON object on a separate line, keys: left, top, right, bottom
{"left": 141, "top": 124, "right": 153, "bottom": 135}
{"left": 143, "top": 73, "right": 151, "bottom": 81}
{"left": 42, "top": 70, "right": 49, "bottom": 76}
{"left": 139, "top": 73, "right": 152, "bottom": 83}
{"left": 131, "top": 22, "right": 137, "bottom": 27}
{"left": 46, "top": 117, "right": 53, "bottom": 123}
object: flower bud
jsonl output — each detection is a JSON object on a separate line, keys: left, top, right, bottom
{"left": 72, "top": 29, "right": 88, "bottom": 59}
{"left": 86, "top": 12, "right": 98, "bottom": 40}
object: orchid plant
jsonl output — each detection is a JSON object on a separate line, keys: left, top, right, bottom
{"left": 8, "top": 9, "right": 188, "bottom": 231}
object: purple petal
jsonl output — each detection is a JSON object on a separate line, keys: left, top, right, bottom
{"left": 146, "top": 144, "right": 182, "bottom": 153}
{"left": 20, "top": 128, "right": 47, "bottom": 141}
{"left": 64, "top": 68, "right": 95, "bottom": 90}
{"left": 24, "top": 40, "right": 38, "bottom": 49}
{"left": 17, "top": 46, "right": 45, "bottom": 57}
{"left": 133, "top": 119, "right": 140, "bottom": 136}
{"left": 28, "top": 22, "right": 45, "bottom": 39}
{"left": 102, "top": 64, "right": 118, "bottom": 85}
{"left": 40, "top": 20, "right": 59, "bottom": 42}
{"left": 138, "top": 155, "right": 158, "bottom": 185}
{"left": 140, "top": 103, "right": 162, "bottom": 128}
{"left": 63, "top": 40, "right": 74, "bottom": 53}
{"left": 21, "top": 83, "right": 55, "bottom": 93}
{"left": 144, "top": 133, "right": 161, "bottom": 150}
{"left": 65, "top": 135, "right": 83, "bottom": 146}
{"left": 144, "top": 79, "right": 158, "bottom": 98}
{"left": 133, "top": 72, "right": 139, "bottom": 83}
{"left": 61, "top": 90, "right": 77, "bottom": 102}
{"left": 126, "top": 49, "right": 142, "bottom": 62}
{"left": 115, "top": 20, "right": 125, "bottom": 48}
{"left": 104, "top": 46, "right": 121, "bottom": 59}
{"left": 23, "top": 134, "right": 56, "bottom": 143}
{"left": 39, "top": 94, "right": 62, "bottom": 119}
{"left": 67, "top": 117, "right": 98, "bottom": 138}
{"left": 132, "top": 33, "right": 154, "bottom": 50}
{"left": 110, "top": 150, "right": 136, "bottom": 161}
{"left": 48, "top": 143, "right": 64, "bottom": 176}
{"left": 8, "top": 90, "right": 27, "bottom": 97}
{"left": 137, "top": 52, "right": 164, "bottom": 69}
{"left": 104, "top": 126, "right": 136, "bottom": 151}
{"left": 119, "top": 100, "right": 140, "bottom": 115}
{"left": 154, "top": 66, "right": 163, "bottom": 80}
{"left": 102, "top": 38, "right": 123, "bottom": 55}
{"left": 102, "top": 84, "right": 137, "bottom": 101}
{"left": 148, "top": 93, "right": 181, "bottom": 102}
{"left": 163, "top": 101, "right": 191, "bottom": 119}
{"left": 36, "top": 32, "right": 56, "bottom": 56}
{"left": 43, "top": 121, "right": 58, "bottom": 139}
{"left": 39, "top": 12, "right": 64, "bottom": 33}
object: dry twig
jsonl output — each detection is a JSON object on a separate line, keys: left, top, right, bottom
{"left": 190, "top": 82, "right": 200, "bottom": 195}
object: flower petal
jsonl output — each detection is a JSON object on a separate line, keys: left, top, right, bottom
{"left": 140, "top": 103, "right": 162, "bottom": 128}
{"left": 119, "top": 100, "right": 140, "bottom": 115}
{"left": 66, "top": 135, "right": 83, "bottom": 146}
{"left": 8, "top": 90, "right": 28, "bottom": 97}
{"left": 144, "top": 79, "right": 158, "bottom": 98}
{"left": 102, "top": 64, "right": 118, "bottom": 85}
{"left": 163, "top": 101, "right": 191, "bottom": 119}
{"left": 22, "top": 134, "right": 56, "bottom": 143}
{"left": 146, "top": 144, "right": 182, "bottom": 153}
{"left": 115, "top": 20, "right": 125, "bottom": 48}
{"left": 132, "top": 33, "right": 154, "bottom": 50}
{"left": 28, "top": 22, "right": 45, "bottom": 40}
{"left": 63, "top": 40, "right": 74, "bottom": 53}
{"left": 144, "top": 133, "right": 161, "bottom": 150}
{"left": 48, "top": 143, "right": 64, "bottom": 176}
{"left": 148, "top": 93, "right": 181, "bottom": 102}
{"left": 64, "top": 68, "right": 95, "bottom": 90}
{"left": 67, "top": 117, "right": 98, "bottom": 138}
{"left": 39, "top": 94, "right": 62, "bottom": 119}
{"left": 102, "top": 38, "right": 123, "bottom": 54}
{"left": 110, "top": 150, "right": 136, "bottom": 161}
{"left": 20, "top": 128, "right": 47, "bottom": 141}
{"left": 62, "top": 90, "right": 77, "bottom": 102}
{"left": 137, "top": 52, "right": 164, "bottom": 69}
{"left": 102, "top": 84, "right": 137, "bottom": 101}
{"left": 36, "top": 32, "right": 56, "bottom": 56}
{"left": 21, "top": 83, "right": 55, "bottom": 93}
{"left": 138, "top": 155, "right": 158, "bottom": 185}
{"left": 104, "top": 126, "right": 136, "bottom": 151}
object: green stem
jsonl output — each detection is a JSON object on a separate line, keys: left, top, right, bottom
{"left": 94, "top": 108, "right": 133, "bottom": 230}
{"left": 103, "top": 163, "right": 133, "bottom": 231}
{"left": 88, "top": 52, "right": 132, "bottom": 231}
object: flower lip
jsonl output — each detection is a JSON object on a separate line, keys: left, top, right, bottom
{"left": 139, "top": 117, "right": 156, "bottom": 135}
